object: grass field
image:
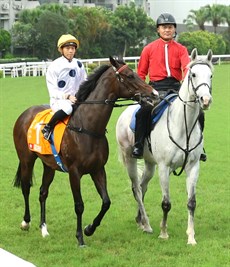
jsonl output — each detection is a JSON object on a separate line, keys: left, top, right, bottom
{"left": 0, "top": 65, "right": 229, "bottom": 267}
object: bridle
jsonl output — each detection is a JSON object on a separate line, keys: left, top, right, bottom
{"left": 75, "top": 63, "right": 150, "bottom": 106}
{"left": 68, "top": 63, "right": 150, "bottom": 138}
{"left": 167, "top": 61, "right": 212, "bottom": 176}
{"left": 178, "top": 61, "right": 212, "bottom": 104}
{"left": 113, "top": 64, "right": 140, "bottom": 95}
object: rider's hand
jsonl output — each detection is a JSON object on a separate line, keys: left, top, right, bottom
{"left": 69, "top": 95, "right": 77, "bottom": 104}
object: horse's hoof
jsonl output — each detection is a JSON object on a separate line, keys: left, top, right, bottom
{"left": 40, "top": 223, "right": 49, "bottom": 237}
{"left": 84, "top": 224, "right": 94, "bottom": 236}
{"left": 79, "top": 244, "right": 87, "bottom": 248}
{"left": 143, "top": 227, "right": 153, "bottom": 234}
{"left": 21, "top": 220, "right": 30, "bottom": 230}
{"left": 158, "top": 232, "right": 169, "bottom": 239}
{"left": 187, "top": 239, "right": 197, "bottom": 245}
{"left": 138, "top": 223, "right": 153, "bottom": 233}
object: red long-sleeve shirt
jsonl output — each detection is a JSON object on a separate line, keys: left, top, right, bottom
{"left": 138, "top": 38, "right": 190, "bottom": 82}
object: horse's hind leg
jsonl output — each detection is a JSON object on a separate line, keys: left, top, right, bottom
{"left": 158, "top": 165, "right": 171, "bottom": 239}
{"left": 135, "top": 161, "right": 155, "bottom": 232}
{"left": 39, "top": 163, "right": 55, "bottom": 237}
{"left": 126, "top": 157, "right": 152, "bottom": 233}
{"left": 14, "top": 157, "right": 36, "bottom": 231}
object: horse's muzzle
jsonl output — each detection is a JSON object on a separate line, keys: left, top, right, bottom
{"left": 201, "top": 95, "right": 212, "bottom": 110}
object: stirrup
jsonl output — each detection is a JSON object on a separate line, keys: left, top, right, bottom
{"left": 42, "top": 125, "right": 52, "bottom": 141}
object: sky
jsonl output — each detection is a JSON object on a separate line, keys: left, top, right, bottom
{"left": 149, "top": 0, "right": 229, "bottom": 24}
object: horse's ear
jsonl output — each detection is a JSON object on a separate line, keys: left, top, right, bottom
{"left": 207, "top": 49, "right": 213, "bottom": 62}
{"left": 190, "top": 48, "right": 198, "bottom": 61}
{"left": 109, "top": 56, "right": 119, "bottom": 68}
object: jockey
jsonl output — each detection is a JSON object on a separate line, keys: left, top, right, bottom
{"left": 132, "top": 13, "right": 207, "bottom": 161}
{"left": 42, "top": 34, "right": 87, "bottom": 141}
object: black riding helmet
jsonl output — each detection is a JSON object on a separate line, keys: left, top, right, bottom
{"left": 156, "top": 13, "right": 177, "bottom": 28}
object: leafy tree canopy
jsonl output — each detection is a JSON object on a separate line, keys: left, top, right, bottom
{"left": 178, "top": 30, "right": 226, "bottom": 54}
{"left": 0, "top": 29, "right": 11, "bottom": 52}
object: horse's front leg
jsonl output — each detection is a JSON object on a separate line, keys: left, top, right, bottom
{"left": 39, "top": 164, "right": 55, "bottom": 237}
{"left": 69, "top": 169, "right": 85, "bottom": 247}
{"left": 185, "top": 164, "right": 199, "bottom": 245}
{"left": 158, "top": 165, "right": 171, "bottom": 239}
{"left": 84, "top": 168, "right": 111, "bottom": 237}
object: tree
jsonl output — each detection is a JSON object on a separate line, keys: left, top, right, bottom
{"left": 35, "top": 11, "right": 69, "bottom": 59}
{"left": 67, "top": 6, "right": 110, "bottom": 58}
{"left": 12, "top": 4, "right": 69, "bottom": 59}
{"left": 108, "top": 3, "right": 156, "bottom": 57}
{"left": 11, "top": 22, "right": 37, "bottom": 56}
{"left": 205, "top": 4, "right": 226, "bottom": 33}
{"left": 0, "top": 29, "right": 11, "bottom": 57}
{"left": 184, "top": 7, "right": 209, "bottom": 31}
{"left": 178, "top": 31, "right": 226, "bottom": 54}
{"left": 222, "top": 5, "right": 230, "bottom": 53}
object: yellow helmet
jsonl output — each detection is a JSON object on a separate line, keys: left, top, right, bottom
{"left": 57, "top": 34, "right": 80, "bottom": 52}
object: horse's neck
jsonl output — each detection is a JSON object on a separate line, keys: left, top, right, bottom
{"left": 73, "top": 84, "right": 115, "bottom": 134}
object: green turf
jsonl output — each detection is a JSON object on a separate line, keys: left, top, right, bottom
{"left": 0, "top": 65, "right": 229, "bottom": 267}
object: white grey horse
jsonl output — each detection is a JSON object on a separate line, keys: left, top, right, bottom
{"left": 116, "top": 49, "right": 213, "bottom": 245}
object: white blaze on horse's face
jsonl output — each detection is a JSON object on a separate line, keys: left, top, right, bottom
{"left": 191, "top": 64, "right": 213, "bottom": 110}
{"left": 189, "top": 48, "right": 213, "bottom": 110}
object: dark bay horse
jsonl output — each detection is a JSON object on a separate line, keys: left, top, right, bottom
{"left": 13, "top": 57, "right": 155, "bottom": 246}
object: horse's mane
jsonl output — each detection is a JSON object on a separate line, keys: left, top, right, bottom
{"left": 76, "top": 64, "right": 110, "bottom": 102}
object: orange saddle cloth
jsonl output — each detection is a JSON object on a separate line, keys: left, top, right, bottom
{"left": 27, "top": 109, "right": 70, "bottom": 155}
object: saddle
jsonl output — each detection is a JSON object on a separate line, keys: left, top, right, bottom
{"left": 130, "top": 94, "right": 177, "bottom": 132}
{"left": 27, "top": 109, "right": 70, "bottom": 155}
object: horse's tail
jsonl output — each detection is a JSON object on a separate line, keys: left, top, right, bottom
{"left": 13, "top": 163, "right": 34, "bottom": 188}
{"left": 14, "top": 163, "right": 22, "bottom": 187}
{"left": 117, "top": 145, "right": 126, "bottom": 166}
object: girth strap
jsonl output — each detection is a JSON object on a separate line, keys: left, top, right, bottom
{"left": 67, "top": 124, "right": 106, "bottom": 138}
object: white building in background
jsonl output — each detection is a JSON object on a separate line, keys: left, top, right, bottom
{"left": 0, "top": 0, "right": 40, "bottom": 31}
{"left": 0, "top": 0, "right": 229, "bottom": 32}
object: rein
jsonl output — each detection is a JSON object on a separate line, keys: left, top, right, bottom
{"left": 68, "top": 63, "right": 145, "bottom": 138}
{"left": 167, "top": 103, "right": 203, "bottom": 176}
{"left": 167, "top": 61, "right": 211, "bottom": 176}
{"left": 75, "top": 98, "right": 140, "bottom": 108}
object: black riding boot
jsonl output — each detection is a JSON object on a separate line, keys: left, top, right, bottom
{"left": 132, "top": 105, "right": 152, "bottom": 159}
{"left": 42, "top": 109, "right": 68, "bottom": 141}
{"left": 198, "top": 110, "right": 207, "bottom": 162}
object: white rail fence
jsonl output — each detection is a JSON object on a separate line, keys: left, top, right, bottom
{"left": 0, "top": 55, "right": 229, "bottom": 78}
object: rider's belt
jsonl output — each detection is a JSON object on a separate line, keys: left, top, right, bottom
{"left": 149, "top": 77, "right": 181, "bottom": 91}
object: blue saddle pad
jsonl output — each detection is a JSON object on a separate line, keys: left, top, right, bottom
{"left": 130, "top": 94, "right": 177, "bottom": 132}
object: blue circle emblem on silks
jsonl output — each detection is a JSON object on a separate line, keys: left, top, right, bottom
{"left": 58, "top": 80, "right": 66, "bottom": 88}
{"left": 69, "top": 69, "right": 76, "bottom": 77}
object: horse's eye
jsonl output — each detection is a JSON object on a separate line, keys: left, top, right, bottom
{"left": 127, "top": 74, "right": 134, "bottom": 79}
{"left": 210, "top": 75, "right": 213, "bottom": 79}
{"left": 192, "top": 73, "right": 196, "bottom": 78}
